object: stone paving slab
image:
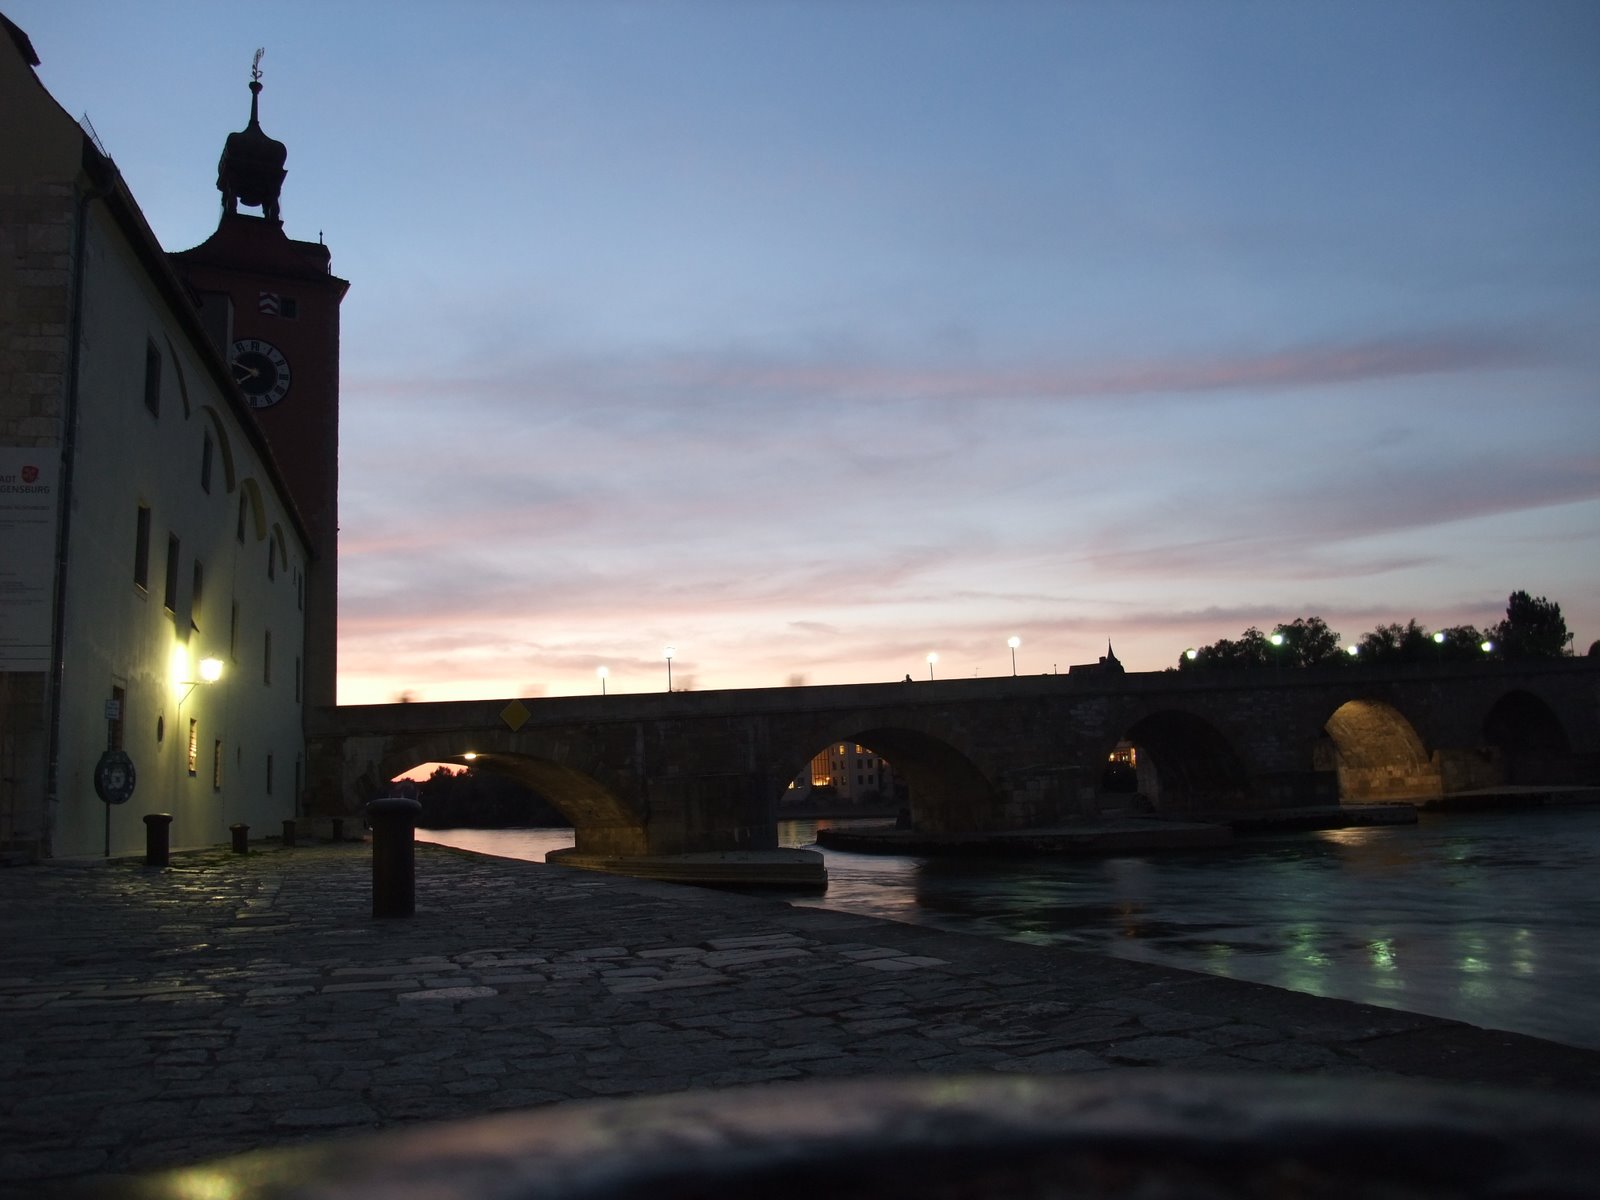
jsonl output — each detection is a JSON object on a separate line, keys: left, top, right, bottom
{"left": 2, "top": 842, "right": 1599, "bottom": 1197}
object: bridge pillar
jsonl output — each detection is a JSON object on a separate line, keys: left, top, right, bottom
{"left": 642, "top": 772, "right": 778, "bottom": 855}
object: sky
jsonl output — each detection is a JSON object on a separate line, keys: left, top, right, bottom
{"left": 12, "top": 1, "right": 1600, "bottom": 702}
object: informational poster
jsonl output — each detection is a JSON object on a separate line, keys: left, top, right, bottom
{"left": 0, "top": 447, "right": 60, "bottom": 671}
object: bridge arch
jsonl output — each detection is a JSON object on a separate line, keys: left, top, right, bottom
{"left": 1321, "top": 698, "right": 1437, "bottom": 802}
{"left": 1483, "top": 689, "right": 1572, "bottom": 785}
{"left": 373, "top": 741, "right": 647, "bottom": 856}
{"left": 782, "top": 725, "right": 998, "bottom": 834}
{"left": 1105, "top": 710, "right": 1250, "bottom": 814}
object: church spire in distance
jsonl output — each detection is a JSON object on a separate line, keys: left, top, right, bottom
{"left": 216, "top": 47, "right": 288, "bottom": 223}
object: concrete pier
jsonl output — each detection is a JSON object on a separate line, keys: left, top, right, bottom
{"left": 3, "top": 842, "right": 1598, "bottom": 1197}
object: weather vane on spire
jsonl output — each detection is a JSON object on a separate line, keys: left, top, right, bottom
{"left": 251, "top": 47, "right": 264, "bottom": 83}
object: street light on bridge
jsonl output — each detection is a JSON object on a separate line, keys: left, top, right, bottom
{"left": 927, "top": 651, "right": 938, "bottom": 681}
{"left": 664, "top": 646, "right": 675, "bottom": 692}
{"left": 1007, "top": 636, "right": 1020, "bottom": 676}
{"left": 597, "top": 665, "right": 608, "bottom": 695}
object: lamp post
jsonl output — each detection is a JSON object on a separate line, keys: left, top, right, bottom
{"left": 1269, "top": 631, "right": 1285, "bottom": 672}
{"left": 597, "top": 665, "right": 608, "bottom": 695}
{"left": 664, "top": 646, "right": 675, "bottom": 692}
{"left": 926, "top": 652, "right": 938, "bottom": 681}
{"left": 1007, "top": 636, "right": 1020, "bottom": 676}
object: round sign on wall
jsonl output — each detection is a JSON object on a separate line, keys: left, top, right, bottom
{"left": 93, "top": 749, "right": 137, "bottom": 805}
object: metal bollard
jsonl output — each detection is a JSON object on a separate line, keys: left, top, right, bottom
{"left": 282, "top": 818, "right": 297, "bottom": 848}
{"left": 330, "top": 817, "right": 344, "bottom": 842}
{"left": 143, "top": 813, "right": 173, "bottom": 868}
{"left": 367, "top": 797, "right": 423, "bottom": 918}
{"left": 230, "top": 823, "right": 249, "bottom": 854}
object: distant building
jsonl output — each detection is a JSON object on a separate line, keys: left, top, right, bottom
{"left": 0, "top": 19, "right": 341, "bottom": 858}
{"left": 1068, "top": 640, "right": 1126, "bottom": 677}
{"left": 788, "top": 742, "right": 901, "bottom": 806}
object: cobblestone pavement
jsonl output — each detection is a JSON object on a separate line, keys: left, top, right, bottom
{"left": 3, "top": 842, "right": 1598, "bottom": 1196}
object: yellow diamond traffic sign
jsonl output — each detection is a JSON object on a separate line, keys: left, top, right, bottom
{"left": 501, "top": 699, "right": 530, "bottom": 732}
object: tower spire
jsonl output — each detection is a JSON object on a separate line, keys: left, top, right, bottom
{"left": 216, "top": 47, "right": 287, "bottom": 223}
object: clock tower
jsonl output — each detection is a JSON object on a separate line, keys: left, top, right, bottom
{"left": 171, "top": 54, "right": 348, "bottom": 710}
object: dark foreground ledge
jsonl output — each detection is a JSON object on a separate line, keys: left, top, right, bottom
{"left": 89, "top": 1072, "right": 1600, "bottom": 1199}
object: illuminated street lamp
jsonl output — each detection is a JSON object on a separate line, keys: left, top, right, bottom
{"left": 1480, "top": 639, "right": 1494, "bottom": 654}
{"left": 1269, "top": 631, "right": 1284, "bottom": 671}
{"left": 1007, "top": 636, "right": 1021, "bottom": 676}
{"left": 926, "top": 651, "right": 938, "bottom": 681}
{"left": 1346, "top": 644, "right": 1360, "bottom": 657}
{"left": 1433, "top": 631, "right": 1446, "bottom": 644}
{"left": 597, "top": 665, "right": 609, "bottom": 695}
{"left": 177, "top": 656, "right": 224, "bottom": 706}
{"left": 1185, "top": 648, "right": 1198, "bottom": 661}
{"left": 664, "top": 646, "right": 675, "bottom": 691}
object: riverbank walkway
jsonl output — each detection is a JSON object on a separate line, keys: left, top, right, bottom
{"left": 4, "top": 841, "right": 1598, "bottom": 1196}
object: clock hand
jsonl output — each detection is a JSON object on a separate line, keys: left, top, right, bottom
{"left": 232, "top": 361, "right": 259, "bottom": 382}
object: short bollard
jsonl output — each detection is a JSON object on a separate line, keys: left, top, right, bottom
{"left": 143, "top": 813, "right": 173, "bottom": 868}
{"left": 330, "top": 817, "right": 345, "bottom": 842}
{"left": 367, "top": 797, "right": 423, "bottom": 918}
{"left": 282, "top": 818, "right": 297, "bottom": 848}
{"left": 230, "top": 823, "right": 250, "bottom": 854}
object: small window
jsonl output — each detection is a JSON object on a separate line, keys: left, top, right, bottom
{"left": 263, "top": 629, "right": 272, "bottom": 685}
{"left": 213, "top": 740, "right": 223, "bottom": 791}
{"left": 143, "top": 339, "right": 161, "bottom": 416}
{"left": 258, "top": 291, "right": 297, "bottom": 319}
{"left": 133, "top": 506, "right": 151, "bottom": 589}
{"left": 163, "top": 534, "right": 180, "bottom": 611}
{"left": 236, "top": 496, "right": 247, "bottom": 543}
{"left": 187, "top": 719, "right": 198, "bottom": 777}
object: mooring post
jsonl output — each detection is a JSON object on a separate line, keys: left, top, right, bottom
{"left": 230, "top": 823, "right": 250, "bottom": 854}
{"left": 282, "top": 818, "right": 296, "bottom": 848}
{"left": 367, "top": 796, "right": 423, "bottom": 918}
{"left": 143, "top": 813, "right": 172, "bottom": 868}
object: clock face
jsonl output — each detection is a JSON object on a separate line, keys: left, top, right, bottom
{"left": 230, "top": 338, "right": 292, "bottom": 408}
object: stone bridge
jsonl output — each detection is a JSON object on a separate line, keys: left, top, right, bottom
{"left": 307, "top": 659, "right": 1600, "bottom": 859}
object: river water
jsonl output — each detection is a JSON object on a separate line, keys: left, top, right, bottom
{"left": 420, "top": 805, "right": 1600, "bottom": 1052}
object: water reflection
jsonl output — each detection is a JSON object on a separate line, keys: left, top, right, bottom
{"left": 787, "top": 807, "right": 1600, "bottom": 1051}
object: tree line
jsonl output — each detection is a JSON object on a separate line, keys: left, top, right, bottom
{"left": 1177, "top": 591, "right": 1583, "bottom": 671}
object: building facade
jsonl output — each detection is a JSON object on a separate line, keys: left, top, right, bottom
{"left": 0, "top": 18, "right": 336, "bottom": 858}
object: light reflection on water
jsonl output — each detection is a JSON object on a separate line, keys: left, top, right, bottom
{"left": 423, "top": 808, "right": 1600, "bottom": 1051}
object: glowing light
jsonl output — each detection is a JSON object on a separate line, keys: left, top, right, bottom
{"left": 1007, "top": 635, "right": 1020, "bottom": 675}
{"left": 1433, "top": 631, "right": 1446, "bottom": 644}
{"left": 463, "top": 752, "right": 478, "bottom": 761}
{"left": 926, "top": 651, "right": 938, "bottom": 680}
{"left": 596, "top": 665, "right": 608, "bottom": 695}
{"left": 1480, "top": 640, "right": 1494, "bottom": 653}
{"left": 1185, "top": 648, "right": 1198, "bottom": 660}
{"left": 199, "top": 657, "right": 223, "bottom": 682}
{"left": 1269, "top": 633, "right": 1284, "bottom": 647}
{"left": 1346, "top": 644, "right": 1360, "bottom": 656}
